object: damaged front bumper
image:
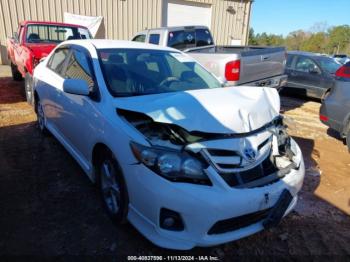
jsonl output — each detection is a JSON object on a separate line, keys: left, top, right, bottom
{"left": 125, "top": 135, "right": 305, "bottom": 250}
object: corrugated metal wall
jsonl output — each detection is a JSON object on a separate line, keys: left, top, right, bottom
{"left": 0, "top": 0, "right": 251, "bottom": 64}
{"left": 211, "top": 0, "right": 252, "bottom": 45}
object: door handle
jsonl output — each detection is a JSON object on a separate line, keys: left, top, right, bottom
{"left": 262, "top": 55, "right": 271, "bottom": 61}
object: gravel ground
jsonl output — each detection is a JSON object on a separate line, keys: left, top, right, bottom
{"left": 0, "top": 65, "right": 349, "bottom": 260}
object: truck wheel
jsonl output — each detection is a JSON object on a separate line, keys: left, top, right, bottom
{"left": 25, "top": 73, "right": 34, "bottom": 105}
{"left": 35, "top": 97, "right": 49, "bottom": 135}
{"left": 10, "top": 62, "right": 23, "bottom": 81}
{"left": 96, "top": 150, "right": 129, "bottom": 224}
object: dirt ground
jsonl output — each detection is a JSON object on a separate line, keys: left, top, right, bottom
{"left": 0, "top": 65, "right": 349, "bottom": 260}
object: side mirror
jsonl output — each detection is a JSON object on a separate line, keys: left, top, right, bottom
{"left": 63, "top": 79, "right": 90, "bottom": 96}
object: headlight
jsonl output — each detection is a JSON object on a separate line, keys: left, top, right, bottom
{"left": 130, "top": 142, "right": 210, "bottom": 184}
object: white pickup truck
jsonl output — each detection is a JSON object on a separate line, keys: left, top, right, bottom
{"left": 132, "top": 26, "right": 288, "bottom": 88}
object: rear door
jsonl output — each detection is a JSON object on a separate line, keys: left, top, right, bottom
{"left": 285, "top": 54, "right": 298, "bottom": 87}
{"left": 43, "top": 47, "right": 71, "bottom": 130}
{"left": 292, "top": 56, "right": 323, "bottom": 97}
{"left": 53, "top": 46, "right": 100, "bottom": 162}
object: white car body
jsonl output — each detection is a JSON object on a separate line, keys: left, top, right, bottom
{"left": 33, "top": 40, "right": 305, "bottom": 250}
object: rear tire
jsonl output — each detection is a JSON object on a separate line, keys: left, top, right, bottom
{"left": 96, "top": 150, "right": 129, "bottom": 224}
{"left": 35, "top": 96, "right": 49, "bottom": 135}
{"left": 11, "top": 62, "right": 23, "bottom": 81}
{"left": 25, "top": 73, "right": 34, "bottom": 105}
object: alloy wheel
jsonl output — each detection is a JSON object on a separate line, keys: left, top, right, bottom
{"left": 100, "top": 160, "right": 121, "bottom": 214}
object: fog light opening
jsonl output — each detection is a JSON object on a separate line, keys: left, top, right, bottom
{"left": 159, "top": 208, "right": 184, "bottom": 231}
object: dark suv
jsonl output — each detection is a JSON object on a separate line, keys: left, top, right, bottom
{"left": 284, "top": 51, "right": 341, "bottom": 99}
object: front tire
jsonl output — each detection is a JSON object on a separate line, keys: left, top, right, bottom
{"left": 96, "top": 151, "right": 129, "bottom": 224}
{"left": 35, "top": 97, "right": 49, "bottom": 135}
{"left": 25, "top": 73, "right": 34, "bottom": 105}
{"left": 11, "top": 62, "right": 23, "bottom": 81}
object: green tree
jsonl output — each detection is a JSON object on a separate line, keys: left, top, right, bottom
{"left": 300, "top": 32, "right": 327, "bottom": 53}
{"left": 249, "top": 25, "right": 350, "bottom": 56}
{"left": 327, "top": 25, "right": 350, "bottom": 54}
{"left": 285, "top": 30, "right": 309, "bottom": 51}
{"left": 248, "top": 28, "right": 258, "bottom": 45}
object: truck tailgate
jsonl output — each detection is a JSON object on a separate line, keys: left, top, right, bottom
{"left": 239, "top": 48, "right": 286, "bottom": 85}
{"left": 186, "top": 46, "right": 286, "bottom": 86}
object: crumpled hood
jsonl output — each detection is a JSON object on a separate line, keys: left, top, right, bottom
{"left": 114, "top": 86, "right": 280, "bottom": 134}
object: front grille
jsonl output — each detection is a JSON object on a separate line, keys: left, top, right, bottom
{"left": 219, "top": 155, "right": 279, "bottom": 187}
{"left": 208, "top": 208, "right": 272, "bottom": 235}
{"left": 203, "top": 137, "right": 272, "bottom": 172}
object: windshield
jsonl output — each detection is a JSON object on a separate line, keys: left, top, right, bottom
{"left": 316, "top": 57, "right": 342, "bottom": 74}
{"left": 26, "top": 24, "right": 91, "bottom": 43}
{"left": 98, "top": 49, "right": 222, "bottom": 97}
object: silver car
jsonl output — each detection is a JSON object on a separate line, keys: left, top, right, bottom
{"left": 320, "top": 62, "right": 350, "bottom": 150}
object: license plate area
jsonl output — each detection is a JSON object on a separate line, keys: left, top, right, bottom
{"left": 263, "top": 189, "right": 293, "bottom": 229}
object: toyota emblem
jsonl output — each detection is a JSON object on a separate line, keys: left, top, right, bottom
{"left": 243, "top": 147, "right": 257, "bottom": 162}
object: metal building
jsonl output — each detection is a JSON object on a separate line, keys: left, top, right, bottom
{"left": 0, "top": 0, "right": 253, "bottom": 64}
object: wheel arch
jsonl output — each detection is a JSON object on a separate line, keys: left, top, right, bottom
{"left": 91, "top": 142, "right": 125, "bottom": 183}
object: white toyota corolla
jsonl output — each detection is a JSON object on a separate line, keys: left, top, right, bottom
{"left": 32, "top": 40, "right": 305, "bottom": 250}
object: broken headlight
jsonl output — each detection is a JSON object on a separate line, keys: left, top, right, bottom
{"left": 130, "top": 142, "right": 210, "bottom": 184}
{"left": 272, "top": 115, "right": 302, "bottom": 168}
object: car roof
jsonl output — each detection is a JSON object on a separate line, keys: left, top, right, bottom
{"left": 287, "top": 51, "right": 331, "bottom": 58}
{"left": 148, "top": 25, "right": 209, "bottom": 31}
{"left": 62, "top": 39, "right": 181, "bottom": 52}
{"left": 19, "top": 20, "right": 89, "bottom": 29}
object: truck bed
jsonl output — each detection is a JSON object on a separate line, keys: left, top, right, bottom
{"left": 186, "top": 45, "right": 285, "bottom": 56}
{"left": 186, "top": 45, "right": 287, "bottom": 86}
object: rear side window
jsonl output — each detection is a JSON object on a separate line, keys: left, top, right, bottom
{"left": 167, "top": 29, "right": 214, "bottom": 50}
{"left": 149, "top": 34, "right": 160, "bottom": 45}
{"left": 47, "top": 48, "right": 70, "bottom": 75}
{"left": 63, "top": 49, "right": 94, "bottom": 87}
{"left": 132, "top": 34, "right": 146, "bottom": 43}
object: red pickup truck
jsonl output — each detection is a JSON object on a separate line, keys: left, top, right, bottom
{"left": 7, "top": 21, "right": 91, "bottom": 103}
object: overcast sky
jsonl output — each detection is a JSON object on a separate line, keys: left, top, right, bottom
{"left": 250, "top": 0, "right": 350, "bottom": 36}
